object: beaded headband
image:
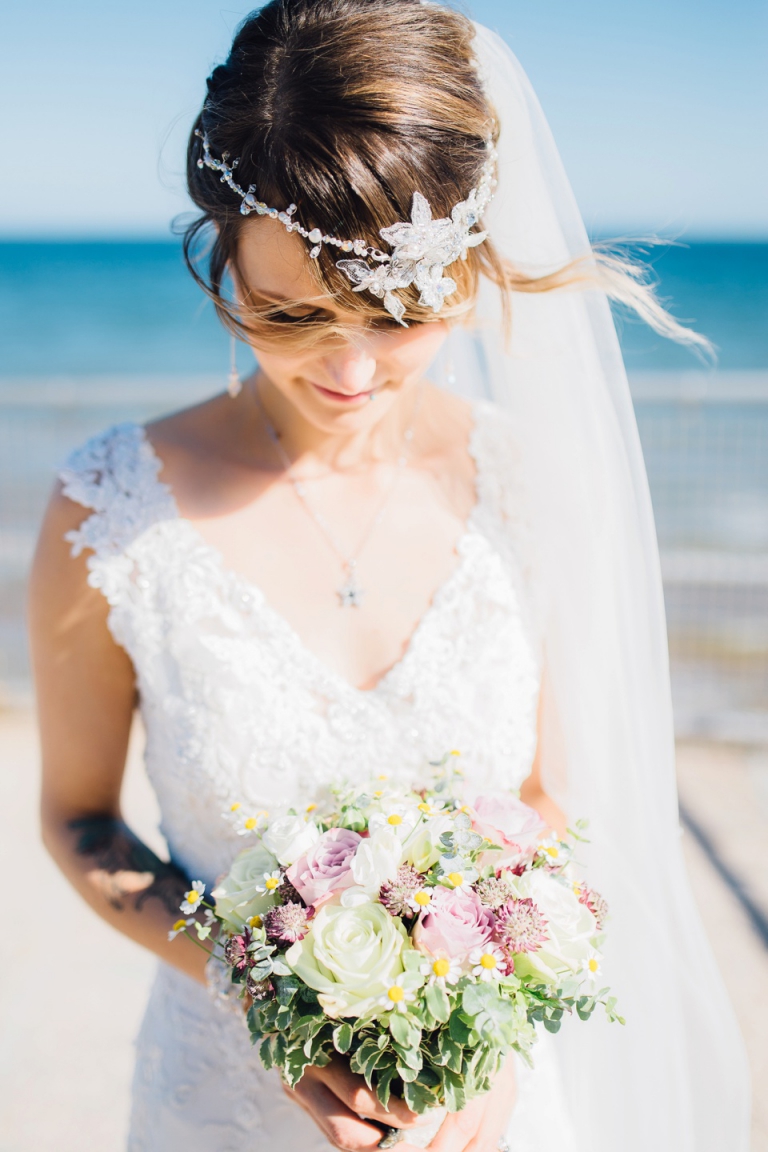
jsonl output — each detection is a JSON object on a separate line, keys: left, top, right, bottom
{"left": 195, "top": 129, "right": 496, "bottom": 325}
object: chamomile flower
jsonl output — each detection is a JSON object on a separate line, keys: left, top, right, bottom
{"left": 168, "top": 917, "right": 194, "bottom": 941}
{"left": 437, "top": 856, "right": 478, "bottom": 888}
{"left": 406, "top": 888, "right": 433, "bottom": 914}
{"left": 235, "top": 810, "right": 269, "bottom": 836}
{"left": 469, "top": 944, "right": 507, "bottom": 982}
{"left": 379, "top": 975, "right": 417, "bottom": 1014}
{"left": 536, "top": 833, "right": 569, "bottom": 867}
{"left": 368, "top": 802, "right": 419, "bottom": 840}
{"left": 581, "top": 949, "right": 603, "bottom": 988}
{"left": 419, "top": 955, "right": 462, "bottom": 989}
{"left": 255, "top": 870, "right": 283, "bottom": 895}
{"left": 180, "top": 881, "right": 205, "bottom": 915}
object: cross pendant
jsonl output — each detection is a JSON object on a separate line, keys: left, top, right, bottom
{"left": 337, "top": 565, "right": 365, "bottom": 608}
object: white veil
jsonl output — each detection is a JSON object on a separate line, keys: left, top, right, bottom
{"left": 443, "top": 23, "right": 751, "bottom": 1151}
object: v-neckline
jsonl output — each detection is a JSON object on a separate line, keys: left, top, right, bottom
{"left": 138, "top": 403, "right": 486, "bottom": 699}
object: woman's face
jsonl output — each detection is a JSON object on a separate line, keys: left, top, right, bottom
{"left": 235, "top": 218, "right": 447, "bottom": 434}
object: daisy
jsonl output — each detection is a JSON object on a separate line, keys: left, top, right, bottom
{"left": 167, "top": 917, "right": 194, "bottom": 941}
{"left": 581, "top": 949, "right": 603, "bottom": 988}
{"left": 406, "top": 888, "right": 433, "bottom": 914}
{"left": 419, "top": 955, "right": 462, "bottom": 989}
{"left": 378, "top": 975, "right": 417, "bottom": 1014}
{"left": 255, "top": 870, "right": 283, "bottom": 895}
{"left": 536, "top": 834, "right": 569, "bottom": 867}
{"left": 180, "top": 880, "right": 205, "bottom": 915}
{"left": 469, "top": 944, "right": 507, "bottom": 982}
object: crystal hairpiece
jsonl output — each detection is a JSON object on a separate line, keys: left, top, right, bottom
{"left": 195, "top": 129, "right": 496, "bottom": 325}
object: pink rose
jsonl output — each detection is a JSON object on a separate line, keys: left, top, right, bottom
{"left": 286, "top": 827, "right": 362, "bottom": 906}
{"left": 412, "top": 887, "right": 494, "bottom": 960}
{"left": 472, "top": 794, "right": 547, "bottom": 865}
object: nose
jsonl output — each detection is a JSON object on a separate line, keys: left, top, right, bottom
{"left": 322, "top": 342, "right": 377, "bottom": 394}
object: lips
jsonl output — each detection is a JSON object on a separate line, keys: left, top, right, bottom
{"left": 310, "top": 382, "right": 375, "bottom": 404}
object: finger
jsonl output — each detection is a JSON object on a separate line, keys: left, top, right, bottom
{"left": 285, "top": 1075, "right": 385, "bottom": 1151}
{"left": 423, "top": 1104, "right": 482, "bottom": 1152}
{"left": 308, "top": 1057, "right": 425, "bottom": 1129}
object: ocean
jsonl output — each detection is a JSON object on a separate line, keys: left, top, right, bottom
{"left": 1, "top": 239, "right": 767, "bottom": 378}
{"left": 0, "top": 239, "right": 767, "bottom": 735}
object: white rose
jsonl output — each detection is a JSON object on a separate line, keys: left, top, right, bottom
{"left": 285, "top": 901, "right": 410, "bottom": 1018}
{"left": 402, "top": 813, "right": 454, "bottom": 872}
{"left": 211, "top": 844, "right": 279, "bottom": 933}
{"left": 263, "top": 814, "right": 320, "bottom": 866}
{"left": 509, "top": 868, "right": 598, "bottom": 986}
{"left": 350, "top": 828, "right": 402, "bottom": 892}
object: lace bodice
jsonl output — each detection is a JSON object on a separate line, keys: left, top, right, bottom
{"left": 60, "top": 401, "right": 540, "bottom": 889}
{"left": 59, "top": 402, "right": 576, "bottom": 1152}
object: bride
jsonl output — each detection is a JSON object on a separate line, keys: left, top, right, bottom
{"left": 30, "top": 1, "right": 750, "bottom": 1150}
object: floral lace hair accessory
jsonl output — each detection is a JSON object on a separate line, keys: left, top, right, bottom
{"left": 195, "top": 129, "right": 497, "bottom": 325}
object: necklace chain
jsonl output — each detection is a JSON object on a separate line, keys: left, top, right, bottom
{"left": 253, "top": 383, "right": 423, "bottom": 607}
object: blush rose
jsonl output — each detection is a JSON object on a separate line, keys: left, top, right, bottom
{"left": 472, "top": 794, "right": 547, "bottom": 865}
{"left": 412, "top": 886, "right": 494, "bottom": 961}
{"left": 286, "top": 827, "right": 362, "bottom": 906}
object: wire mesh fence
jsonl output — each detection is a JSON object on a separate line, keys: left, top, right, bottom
{"left": 1, "top": 371, "right": 767, "bottom": 740}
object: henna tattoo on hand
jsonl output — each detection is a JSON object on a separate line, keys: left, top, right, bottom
{"left": 68, "top": 815, "right": 189, "bottom": 916}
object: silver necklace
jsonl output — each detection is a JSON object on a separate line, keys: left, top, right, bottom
{"left": 253, "top": 384, "right": 422, "bottom": 608}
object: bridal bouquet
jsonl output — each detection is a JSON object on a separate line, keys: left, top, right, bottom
{"left": 173, "top": 760, "right": 622, "bottom": 1124}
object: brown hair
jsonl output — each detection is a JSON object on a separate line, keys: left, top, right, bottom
{"left": 183, "top": 0, "right": 707, "bottom": 352}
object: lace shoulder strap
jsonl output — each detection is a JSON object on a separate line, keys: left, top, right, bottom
{"left": 60, "top": 422, "right": 176, "bottom": 562}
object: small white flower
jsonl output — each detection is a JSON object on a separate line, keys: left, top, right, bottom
{"left": 378, "top": 975, "right": 417, "bottom": 1014}
{"left": 536, "top": 834, "right": 569, "bottom": 867}
{"left": 255, "top": 870, "right": 283, "bottom": 895}
{"left": 580, "top": 949, "right": 603, "bottom": 988}
{"left": 406, "top": 888, "right": 433, "bottom": 914}
{"left": 368, "top": 802, "right": 419, "bottom": 841}
{"left": 469, "top": 944, "right": 507, "bottom": 982}
{"left": 168, "top": 917, "right": 194, "bottom": 941}
{"left": 180, "top": 880, "right": 205, "bottom": 915}
{"left": 419, "top": 955, "right": 462, "bottom": 989}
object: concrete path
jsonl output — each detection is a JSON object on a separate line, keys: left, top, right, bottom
{"left": 0, "top": 713, "right": 766, "bottom": 1150}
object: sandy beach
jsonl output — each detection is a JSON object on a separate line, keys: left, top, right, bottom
{"left": 0, "top": 709, "right": 766, "bottom": 1151}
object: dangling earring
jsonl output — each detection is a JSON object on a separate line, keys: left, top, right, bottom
{"left": 227, "top": 333, "right": 242, "bottom": 398}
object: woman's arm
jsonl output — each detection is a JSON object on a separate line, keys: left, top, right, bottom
{"left": 29, "top": 486, "right": 207, "bottom": 984}
{"left": 520, "top": 670, "right": 568, "bottom": 837}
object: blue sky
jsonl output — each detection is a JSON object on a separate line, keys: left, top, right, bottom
{"left": 1, "top": 0, "right": 765, "bottom": 238}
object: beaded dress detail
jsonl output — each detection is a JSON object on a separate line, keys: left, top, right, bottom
{"left": 60, "top": 401, "right": 576, "bottom": 1152}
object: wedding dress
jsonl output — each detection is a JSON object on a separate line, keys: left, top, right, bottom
{"left": 60, "top": 402, "right": 574, "bottom": 1152}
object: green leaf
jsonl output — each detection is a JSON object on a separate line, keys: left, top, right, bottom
{"left": 425, "top": 983, "right": 451, "bottom": 1023}
{"left": 437, "top": 1031, "right": 464, "bottom": 1074}
{"left": 448, "top": 1010, "right": 472, "bottom": 1045}
{"left": 274, "top": 975, "right": 300, "bottom": 1005}
{"left": 543, "top": 1016, "right": 562, "bottom": 1033}
{"left": 440, "top": 1066, "right": 466, "bottom": 1112}
{"left": 403, "top": 1077, "right": 438, "bottom": 1113}
{"left": 389, "top": 1011, "right": 412, "bottom": 1047}
{"left": 392, "top": 1040, "right": 422, "bottom": 1072}
{"left": 375, "top": 1065, "right": 398, "bottom": 1110}
{"left": 350, "top": 1038, "right": 380, "bottom": 1077}
{"left": 333, "top": 1022, "right": 354, "bottom": 1054}
{"left": 259, "top": 1035, "right": 275, "bottom": 1071}
{"left": 397, "top": 1062, "right": 420, "bottom": 1083}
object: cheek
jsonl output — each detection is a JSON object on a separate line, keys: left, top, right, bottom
{"left": 383, "top": 324, "right": 447, "bottom": 377}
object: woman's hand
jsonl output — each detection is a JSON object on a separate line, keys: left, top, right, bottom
{"left": 282, "top": 1055, "right": 429, "bottom": 1150}
{"left": 412, "top": 1058, "right": 516, "bottom": 1152}
{"left": 283, "top": 1055, "right": 516, "bottom": 1152}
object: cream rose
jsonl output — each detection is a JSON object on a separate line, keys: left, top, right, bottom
{"left": 262, "top": 814, "right": 320, "bottom": 866}
{"left": 285, "top": 901, "right": 411, "bottom": 1018}
{"left": 350, "top": 828, "right": 402, "bottom": 892}
{"left": 211, "top": 844, "right": 280, "bottom": 932}
{"left": 508, "top": 868, "right": 598, "bottom": 986}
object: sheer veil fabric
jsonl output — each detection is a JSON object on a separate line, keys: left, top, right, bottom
{"left": 440, "top": 23, "right": 751, "bottom": 1151}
